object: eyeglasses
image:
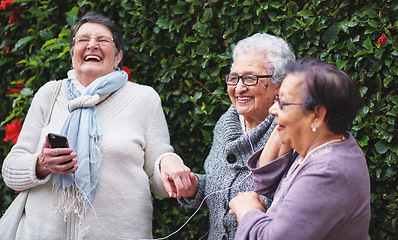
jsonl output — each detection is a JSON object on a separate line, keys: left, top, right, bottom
{"left": 73, "top": 35, "right": 114, "bottom": 46}
{"left": 274, "top": 94, "right": 303, "bottom": 110}
{"left": 225, "top": 73, "right": 273, "bottom": 86}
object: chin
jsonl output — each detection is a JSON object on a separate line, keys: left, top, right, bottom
{"left": 277, "top": 132, "right": 290, "bottom": 146}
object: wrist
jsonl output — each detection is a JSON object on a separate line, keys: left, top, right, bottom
{"left": 36, "top": 154, "right": 50, "bottom": 179}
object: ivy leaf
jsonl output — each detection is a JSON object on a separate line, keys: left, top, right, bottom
{"left": 358, "top": 135, "right": 369, "bottom": 147}
{"left": 13, "top": 36, "right": 34, "bottom": 51}
{"left": 368, "top": 20, "right": 379, "bottom": 28}
{"left": 363, "top": 8, "right": 377, "bottom": 18}
{"left": 66, "top": 7, "right": 79, "bottom": 26}
{"left": 171, "top": 3, "right": 186, "bottom": 14}
{"left": 375, "top": 141, "right": 388, "bottom": 154}
{"left": 184, "top": 36, "right": 197, "bottom": 43}
{"left": 336, "top": 59, "right": 348, "bottom": 69}
{"left": 297, "top": 9, "right": 313, "bottom": 17}
{"left": 387, "top": 106, "right": 398, "bottom": 117}
{"left": 19, "top": 88, "right": 34, "bottom": 96}
{"left": 196, "top": 43, "right": 209, "bottom": 55}
{"left": 354, "top": 50, "right": 369, "bottom": 57}
{"left": 364, "top": 37, "right": 373, "bottom": 53}
{"left": 322, "top": 26, "right": 338, "bottom": 44}
{"left": 156, "top": 18, "right": 170, "bottom": 30}
{"left": 388, "top": 95, "right": 398, "bottom": 105}
{"left": 383, "top": 76, "right": 393, "bottom": 87}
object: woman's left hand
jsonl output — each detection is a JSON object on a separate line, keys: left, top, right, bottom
{"left": 160, "top": 155, "right": 195, "bottom": 198}
{"left": 229, "top": 191, "right": 267, "bottom": 223}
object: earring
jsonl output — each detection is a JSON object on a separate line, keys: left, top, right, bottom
{"left": 312, "top": 126, "right": 316, "bottom": 132}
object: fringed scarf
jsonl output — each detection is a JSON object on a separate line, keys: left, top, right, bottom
{"left": 52, "top": 69, "right": 127, "bottom": 217}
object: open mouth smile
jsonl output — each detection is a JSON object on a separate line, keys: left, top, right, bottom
{"left": 84, "top": 54, "right": 102, "bottom": 62}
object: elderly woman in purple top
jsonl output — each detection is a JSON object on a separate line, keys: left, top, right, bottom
{"left": 229, "top": 58, "right": 371, "bottom": 240}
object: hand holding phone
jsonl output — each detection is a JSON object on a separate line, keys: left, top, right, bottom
{"left": 48, "top": 133, "right": 72, "bottom": 165}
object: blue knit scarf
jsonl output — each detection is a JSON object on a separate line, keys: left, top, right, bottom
{"left": 52, "top": 70, "right": 127, "bottom": 214}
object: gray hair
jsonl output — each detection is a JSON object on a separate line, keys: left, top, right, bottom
{"left": 232, "top": 33, "right": 295, "bottom": 85}
{"left": 69, "top": 12, "right": 124, "bottom": 68}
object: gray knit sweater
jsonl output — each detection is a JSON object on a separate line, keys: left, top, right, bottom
{"left": 179, "top": 105, "right": 275, "bottom": 240}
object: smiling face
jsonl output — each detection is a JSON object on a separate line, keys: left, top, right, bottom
{"left": 227, "top": 52, "right": 278, "bottom": 130}
{"left": 269, "top": 73, "right": 315, "bottom": 153}
{"left": 71, "top": 22, "right": 123, "bottom": 86}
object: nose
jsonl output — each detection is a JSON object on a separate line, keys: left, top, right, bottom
{"left": 235, "top": 79, "right": 247, "bottom": 93}
{"left": 269, "top": 101, "right": 278, "bottom": 117}
{"left": 87, "top": 38, "right": 98, "bottom": 49}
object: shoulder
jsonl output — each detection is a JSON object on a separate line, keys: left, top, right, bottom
{"left": 115, "top": 82, "right": 163, "bottom": 112}
{"left": 122, "top": 82, "right": 160, "bottom": 99}
{"left": 32, "top": 80, "right": 64, "bottom": 103}
{"left": 217, "top": 105, "right": 238, "bottom": 125}
{"left": 37, "top": 80, "right": 62, "bottom": 93}
{"left": 303, "top": 135, "right": 368, "bottom": 189}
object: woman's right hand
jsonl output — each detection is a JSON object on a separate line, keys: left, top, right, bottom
{"left": 160, "top": 155, "right": 199, "bottom": 198}
{"left": 229, "top": 191, "right": 266, "bottom": 223}
{"left": 258, "top": 128, "right": 292, "bottom": 167}
{"left": 36, "top": 135, "right": 78, "bottom": 179}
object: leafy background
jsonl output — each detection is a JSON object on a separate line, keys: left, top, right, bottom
{"left": 0, "top": 0, "right": 397, "bottom": 239}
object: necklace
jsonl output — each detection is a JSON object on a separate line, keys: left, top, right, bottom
{"left": 298, "top": 136, "right": 345, "bottom": 165}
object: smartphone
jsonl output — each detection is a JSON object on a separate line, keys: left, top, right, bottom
{"left": 48, "top": 133, "right": 72, "bottom": 165}
{"left": 48, "top": 133, "right": 69, "bottom": 149}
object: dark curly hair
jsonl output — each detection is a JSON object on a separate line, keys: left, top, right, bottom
{"left": 69, "top": 12, "right": 124, "bottom": 68}
{"left": 286, "top": 58, "right": 363, "bottom": 134}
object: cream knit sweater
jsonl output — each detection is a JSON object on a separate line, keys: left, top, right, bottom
{"left": 2, "top": 76, "right": 175, "bottom": 240}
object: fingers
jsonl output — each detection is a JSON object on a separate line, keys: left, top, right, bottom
{"left": 259, "top": 196, "right": 267, "bottom": 209}
{"left": 173, "top": 168, "right": 192, "bottom": 198}
{"left": 229, "top": 191, "right": 265, "bottom": 223}
{"left": 229, "top": 208, "right": 236, "bottom": 217}
{"left": 42, "top": 134, "right": 51, "bottom": 149}
{"left": 166, "top": 167, "right": 192, "bottom": 198}
{"left": 51, "top": 158, "right": 78, "bottom": 174}
{"left": 161, "top": 172, "right": 177, "bottom": 198}
{"left": 37, "top": 147, "right": 78, "bottom": 177}
{"left": 160, "top": 156, "right": 197, "bottom": 198}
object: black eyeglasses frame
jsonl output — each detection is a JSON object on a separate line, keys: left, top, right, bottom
{"left": 274, "top": 94, "right": 304, "bottom": 110}
{"left": 225, "top": 73, "right": 273, "bottom": 86}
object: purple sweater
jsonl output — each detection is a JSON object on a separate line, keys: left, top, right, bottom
{"left": 235, "top": 132, "right": 371, "bottom": 240}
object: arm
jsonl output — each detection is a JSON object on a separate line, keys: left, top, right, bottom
{"left": 234, "top": 164, "right": 348, "bottom": 240}
{"left": 142, "top": 87, "right": 191, "bottom": 197}
{"left": 248, "top": 149, "right": 295, "bottom": 198}
{"left": 2, "top": 81, "right": 77, "bottom": 191}
{"left": 258, "top": 128, "right": 291, "bottom": 167}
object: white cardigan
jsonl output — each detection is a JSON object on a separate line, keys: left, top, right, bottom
{"left": 2, "top": 77, "right": 176, "bottom": 239}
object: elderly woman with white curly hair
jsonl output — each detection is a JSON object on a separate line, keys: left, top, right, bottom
{"left": 164, "top": 33, "right": 295, "bottom": 240}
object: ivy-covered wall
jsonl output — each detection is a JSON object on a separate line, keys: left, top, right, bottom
{"left": 0, "top": 0, "right": 397, "bottom": 239}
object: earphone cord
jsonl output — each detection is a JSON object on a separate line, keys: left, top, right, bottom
{"left": 71, "top": 132, "right": 256, "bottom": 240}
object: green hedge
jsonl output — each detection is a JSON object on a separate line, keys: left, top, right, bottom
{"left": 0, "top": 0, "right": 397, "bottom": 239}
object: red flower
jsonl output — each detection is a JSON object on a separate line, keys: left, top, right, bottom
{"left": 8, "top": 11, "right": 19, "bottom": 24}
{"left": 2, "top": 45, "right": 9, "bottom": 55}
{"left": 0, "top": 0, "right": 13, "bottom": 10}
{"left": 122, "top": 66, "right": 132, "bottom": 81}
{"left": 3, "top": 119, "right": 22, "bottom": 144}
{"left": 7, "top": 88, "right": 22, "bottom": 95}
{"left": 15, "top": 82, "right": 24, "bottom": 88}
{"left": 7, "top": 81, "right": 24, "bottom": 97}
{"left": 377, "top": 33, "right": 388, "bottom": 46}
